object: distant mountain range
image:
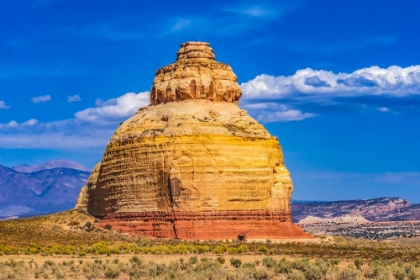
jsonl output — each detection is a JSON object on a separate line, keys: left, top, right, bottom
{"left": 12, "top": 159, "right": 90, "bottom": 173}
{"left": 2, "top": 159, "right": 420, "bottom": 223}
{"left": 291, "top": 197, "right": 420, "bottom": 222}
{"left": 0, "top": 160, "right": 90, "bottom": 219}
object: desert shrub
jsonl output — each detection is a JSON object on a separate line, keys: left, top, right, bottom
{"left": 237, "top": 244, "right": 249, "bottom": 254}
{"left": 104, "top": 264, "right": 120, "bottom": 278}
{"left": 287, "top": 269, "right": 305, "bottom": 280}
{"left": 254, "top": 268, "right": 270, "bottom": 280}
{"left": 227, "top": 247, "right": 238, "bottom": 254}
{"left": 83, "top": 262, "right": 103, "bottom": 280}
{"left": 242, "top": 262, "right": 256, "bottom": 269}
{"left": 393, "top": 266, "right": 406, "bottom": 280}
{"left": 354, "top": 258, "right": 363, "bottom": 270}
{"left": 314, "top": 259, "right": 330, "bottom": 275}
{"left": 188, "top": 256, "right": 198, "bottom": 265}
{"left": 213, "top": 244, "right": 227, "bottom": 254}
{"left": 104, "top": 224, "right": 112, "bottom": 230}
{"left": 129, "top": 255, "right": 143, "bottom": 266}
{"left": 217, "top": 256, "right": 226, "bottom": 264}
{"left": 230, "top": 257, "right": 242, "bottom": 268}
{"left": 194, "top": 259, "right": 224, "bottom": 279}
{"left": 329, "top": 258, "right": 340, "bottom": 266}
{"left": 262, "top": 257, "right": 276, "bottom": 269}
{"left": 145, "top": 261, "right": 166, "bottom": 277}
{"left": 302, "top": 263, "right": 324, "bottom": 280}
{"left": 292, "top": 258, "right": 310, "bottom": 271}
{"left": 275, "top": 258, "right": 293, "bottom": 274}
{"left": 364, "top": 261, "right": 393, "bottom": 279}
{"left": 337, "top": 265, "right": 360, "bottom": 280}
{"left": 258, "top": 245, "right": 268, "bottom": 253}
{"left": 408, "top": 269, "right": 420, "bottom": 280}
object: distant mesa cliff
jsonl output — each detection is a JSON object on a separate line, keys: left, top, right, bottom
{"left": 76, "top": 42, "right": 309, "bottom": 240}
{"left": 292, "top": 197, "right": 420, "bottom": 222}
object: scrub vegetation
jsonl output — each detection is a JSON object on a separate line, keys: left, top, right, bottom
{"left": 1, "top": 210, "right": 420, "bottom": 279}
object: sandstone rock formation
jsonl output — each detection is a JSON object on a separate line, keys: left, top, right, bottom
{"left": 76, "top": 42, "right": 309, "bottom": 240}
{"left": 150, "top": 42, "right": 242, "bottom": 105}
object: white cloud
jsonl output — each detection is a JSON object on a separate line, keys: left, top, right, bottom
{"left": 0, "top": 91, "right": 150, "bottom": 149}
{"left": 5, "top": 121, "right": 18, "bottom": 128}
{"left": 0, "top": 100, "right": 10, "bottom": 109}
{"left": 241, "top": 65, "right": 420, "bottom": 100}
{"left": 377, "top": 107, "right": 390, "bottom": 112}
{"left": 0, "top": 132, "right": 110, "bottom": 149}
{"left": 170, "top": 19, "right": 192, "bottom": 32}
{"left": 257, "top": 110, "right": 316, "bottom": 122}
{"left": 75, "top": 91, "right": 150, "bottom": 123}
{"left": 23, "top": 119, "right": 39, "bottom": 126}
{"left": 0, "top": 119, "right": 38, "bottom": 129}
{"left": 31, "top": 95, "right": 51, "bottom": 103}
{"left": 67, "top": 95, "right": 81, "bottom": 102}
{"left": 224, "top": 6, "right": 279, "bottom": 18}
{"left": 374, "top": 172, "right": 420, "bottom": 185}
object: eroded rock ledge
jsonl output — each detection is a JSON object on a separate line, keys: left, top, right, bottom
{"left": 150, "top": 42, "right": 242, "bottom": 105}
{"left": 100, "top": 210, "right": 307, "bottom": 240}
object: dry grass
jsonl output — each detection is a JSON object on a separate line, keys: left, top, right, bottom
{"left": 1, "top": 210, "right": 420, "bottom": 263}
{"left": 1, "top": 255, "right": 420, "bottom": 279}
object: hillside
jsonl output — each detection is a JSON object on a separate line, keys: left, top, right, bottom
{"left": 0, "top": 163, "right": 89, "bottom": 218}
{"left": 291, "top": 197, "right": 420, "bottom": 222}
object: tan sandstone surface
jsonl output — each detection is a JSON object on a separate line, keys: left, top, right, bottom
{"left": 76, "top": 42, "right": 309, "bottom": 240}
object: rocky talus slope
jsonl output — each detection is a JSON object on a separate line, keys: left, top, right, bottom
{"left": 76, "top": 42, "right": 308, "bottom": 240}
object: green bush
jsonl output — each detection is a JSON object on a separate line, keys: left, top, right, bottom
{"left": 275, "top": 258, "right": 293, "bottom": 274}
{"left": 188, "top": 256, "right": 198, "bottom": 265}
{"left": 230, "top": 258, "right": 242, "bottom": 268}
{"left": 237, "top": 244, "right": 249, "bottom": 254}
{"left": 254, "top": 268, "right": 269, "bottom": 280}
{"left": 258, "top": 245, "right": 268, "bottom": 253}
{"left": 262, "top": 257, "right": 276, "bottom": 269}
{"left": 217, "top": 256, "right": 225, "bottom": 264}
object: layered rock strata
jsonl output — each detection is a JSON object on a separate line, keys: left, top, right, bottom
{"left": 76, "top": 42, "right": 309, "bottom": 240}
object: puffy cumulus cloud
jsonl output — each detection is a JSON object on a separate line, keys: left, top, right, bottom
{"left": 75, "top": 91, "right": 150, "bottom": 123}
{"left": 0, "top": 100, "right": 10, "bottom": 109}
{"left": 67, "top": 94, "right": 81, "bottom": 102}
{"left": 241, "top": 65, "right": 420, "bottom": 99}
{"left": 0, "top": 91, "right": 151, "bottom": 150}
{"left": 31, "top": 95, "right": 51, "bottom": 103}
{"left": 240, "top": 65, "right": 420, "bottom": 119}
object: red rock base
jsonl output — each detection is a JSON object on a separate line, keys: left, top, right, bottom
{"left": 99, "top": 210, "right": 310, "bottom": 240}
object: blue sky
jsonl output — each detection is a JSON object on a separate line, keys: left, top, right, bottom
{"left": 1, "top": 0, "right": 420, "bottom": 202}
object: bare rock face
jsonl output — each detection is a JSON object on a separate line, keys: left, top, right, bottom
{"left": 150, "top": 42, "right": 242, "bottom": 105}
{"left": 77, "top": 42, "right": 309, "bottom": 240}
